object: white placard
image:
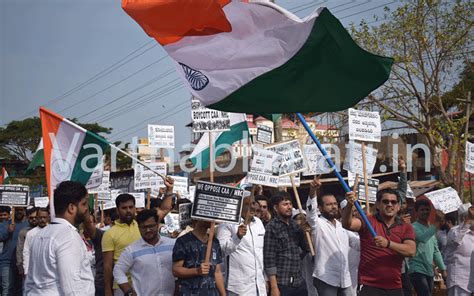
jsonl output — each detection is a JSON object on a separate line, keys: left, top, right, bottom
{"left": 129, "top": 192, "right": 146, "bottom": 208}
{"left": 303, "top": 144, "right": 333, "bottom": 176}
{"left": 134, "top": 163, "right": 167, "bottom": 190}
{"left": 343, "top": 142, "right": 378, "bottom": 177}
{"left": 172, "top": 176, "right": 189, "bottom": 194}
{"left": 148, "top": 125, "right": 175, "bottom": 148}
{"left": 246, "top": 172, "right": 280, "bottom": 188}
{"left": 466, "top": 141, "right": 474, "bottom": 173}
{"left": 256, "top": 125, "right": 273, "bottom": 144}
{"left": 247, "top": 147, "right": 283, "bottom": 187}
{"left": 191, "top": 98, "right": 230, "bottom": 132}
{"left": 34, "top": 196, "right": 49, "bottom": 208}
{"left": 86, "top": 160, "right": 104, "bottom": 189}
{"left": 188, "top": 186, "right": 196, "bottom": 202}
{"left": 348, "top": 108, "right": 381, "bottom": 142}
{"left": 88, "top": 171, "right": 111, "bottom": 194}
{"left": 277, "top": 175, "right": 301, "bottom": 187}
{"left": 267, "top": 140, "right": 307, "bottom": 176}
{"left": 425, "top": 187, "right": 462, "bottom": 214}
{"left": 163, "top": 213, "right": 180, "bottom": 233}
{"left": 100, "top": 190, "right": 122, "bottom": 210}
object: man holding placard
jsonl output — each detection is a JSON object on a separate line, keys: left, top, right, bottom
{"left": 342, "top": 189, "right": 416, "bottom": 296}
{"left": 216, "top": 197, "right": 266, "bottom": 296}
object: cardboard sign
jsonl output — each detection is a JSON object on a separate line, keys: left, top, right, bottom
{"left": 134, "top": 162, "right": 167, "bottom": 190}
{"left": 0, "top": 185, "right": 29, "bottom": 207}
{"left": 188, "top": 186, "right": 196, "bottom": 202}
{"left": 179, "top": 203, "right": 193, "bottom": 230}
{"left": 34, "top": 196, "right": 49, "bottom": 208}
{"left": 97, "top": 191, "right": 112, "bottom": 201}
{"left": 172, "top": 176, "right": 189, "bottom": 194}
{"left": 191, "top": 181, "right": 244, "bottom": 224}
{"left": 191, "top": 98, "right": 230, "bottom": 132}
{"left": 278, "top": 175, "right": 301, "bottom": 187}
{"left": 348, "top": 108, "right": 381, "bottom": 142}
{"left": 256, "top": 125, "right": 273, "bottom": 144}
{"left": 88, "top": 171, "right": 111, "bottom": 194}
{"left": 148, "top": 125, "right": 174, "bottom": 149}
{"left": 267, "top": 140, "right": 307, "bottom": 176}
{"left": 343, "top": 142, "right": 377, "bottom": 177}
{"left": 356, "top": 177, "right": 379, "bottom": 203}
{"left": 303, "top": 144, "right": 333, "bottom": 176}
{"left": 466, "top": 141, "right": 474, "bottom": 173}
{"left": 425, "top": 187, "right": 462, "bottom": 214}
{"left": 163, "top": 213, "right": 180, "bottom": 233}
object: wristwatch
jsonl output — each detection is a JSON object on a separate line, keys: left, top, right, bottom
{"left": 125, "top": 288, "right": 133, "bottom": 296}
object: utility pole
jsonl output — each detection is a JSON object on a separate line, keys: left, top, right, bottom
{"left": 457, "top": 91, "right": 472, "bottom": 202}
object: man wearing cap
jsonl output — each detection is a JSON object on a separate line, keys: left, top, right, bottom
{"left": 306, "top": 176, "right": 352, "bottom": 296}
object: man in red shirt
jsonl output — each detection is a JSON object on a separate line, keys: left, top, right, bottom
{"left": 341, "top": 188, "right": 416, "bottom": 296}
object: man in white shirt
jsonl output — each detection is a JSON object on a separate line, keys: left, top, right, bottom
{"left": 113, "top": 209, "right": 175, "bottom": 296}
{"left": 306, "top": 176, "right": 352, "bottom": 296}
{"left": 23, "top": 207, "right": 50, "bottom": 277}
{"left": 24, "top": 181, "right": 94, "bottom": 296}
{"left": 445, "top": 204, "right": 474, "bottom": 296}
{"left": 216, "top": 197, "right": 266, "bottom": 296}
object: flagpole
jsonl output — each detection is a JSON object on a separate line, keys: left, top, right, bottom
{"left": 205, "top": 132, "right": 216, "bottom": 264}
{"left": 110, "top": 144, "right": 166, "bottom": 181}
{"left": 296, "top": 113, "right": 377, "bottom": 237}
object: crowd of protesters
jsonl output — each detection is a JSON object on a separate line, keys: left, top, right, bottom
{"left": 0, "top": 167, "right": 472, "bottom": 296}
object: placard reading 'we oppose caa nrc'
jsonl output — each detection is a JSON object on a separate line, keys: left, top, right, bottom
{"left": 348, "top": 108, "right": 381, "bottom": 142}
{"left": 191, "top": 181, "right": 244, "bottom": 224}
{"left": 0, "top": 185, "right": 30, "bottom": 207}
{"left": 191, "top": 98, "right": 230, "bottom": 132}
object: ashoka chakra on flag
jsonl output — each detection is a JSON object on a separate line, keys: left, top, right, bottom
{"left": 179, "top": 63, "right": 209, "bottom": 91}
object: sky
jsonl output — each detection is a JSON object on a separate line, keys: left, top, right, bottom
{"left": 1, "top": 0, "right": 403, "bottom": 155}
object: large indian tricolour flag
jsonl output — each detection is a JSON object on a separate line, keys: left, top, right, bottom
{"left": 40, "top": 107, "right": 109, "bottom": 214}
{"left": 122, "top": 0, "right": 393, "bottom": 113}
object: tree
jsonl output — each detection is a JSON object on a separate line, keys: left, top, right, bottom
{"left": 350, "top": 0, "right": 473, "bottom": 187}
{"left": 0, "top": 117, "right": 112, "bottom": 162}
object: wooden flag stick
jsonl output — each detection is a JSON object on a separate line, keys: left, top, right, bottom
{"left": 290, "top": 175, "right": 315, "bottom": 256}
{"left": 11, "top": 207, "right": 15, "bottom": 225}
{"left": 205, "top": 132, "right": 216, "bottom": 264}
{"left": 94, "top": 194, "right": 99, "bottom": 214}
{"left": 100, "top": 201, "right": 104, "bottom": 225}
{"left": 146, "top": 188, "right": 151, "bottom": 210}
{"left": 361, "top": 142, "right": 370, "bottom": 215}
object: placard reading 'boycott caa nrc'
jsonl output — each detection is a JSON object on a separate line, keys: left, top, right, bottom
{"left": 343, "top": 142, "right": 378, "bottom": 177}
{"left": 466, "top": 141, "right": 474, "bottom": 173}
{"left": 348, "top": 108, "right": 381, "bottom": 142}
{"left": 256, "top": 125, "right": 273, "bottom": 144}
{"left": 303, "top": 144, "right": 333, "bottom": 176}
{"left": 0, "top": 185, "right": 29, "bottom": 207}
{"left": 148, "top": 125, "right": 175, "bottom": 149}
{"left": 267, "top": 140, "right": 307, "bottom": 176}
{"left": 134, "top": 162, "right": 167, "bottom": 190}
{"left": 246, "top": 146, "right": 282, "bottom": 187}
{"left": 191, "top": 181, "right": 244, "bottom": 224}
{"left": 425, "top": 187, "right": 463, "bottom": 214}
{"left": 191, "top": 98, "right": 230, "bottom": 132}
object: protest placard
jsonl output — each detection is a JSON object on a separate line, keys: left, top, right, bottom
{"left": 191, "top": 181, "right": 244, "bottom": 224}
{"left": 188, "top": 185, "right": 196, "bottom": 202}
{"left": 129, "top": 192, "right": 145, "bottom": 208}
{"left": 179, "top": 203, "right": 193, "bottom": 230}
{"left": 466, "top": 141, "right": 474, "bottom": 173}
{"left": 134, "top": 162, "right": 167, "bottom": 190}
{"left": 356, "top": 177, "right": 379, "bottom": 203}
{"left": 97, "top": 191, "right": 112, "bottom": 201}
{"left": 148, "top": 125, "right": 175, "bottom": 149}
{"left": 303, "top": 144, "right": 333, "bottom": 176}
{"left": 191, "top": 98, "right": 230, "bottom": 132}
{"left": 278, "top": 175, "right": 301, "bottom": 187}
{"left": 425, "top": 187, "right": 462, "bottom": 214}
{"left": 100, "top": 189, "right": 122, "bottom": 210}
{"left": 172, "top": 176, "right": 189, "bottom": 194}
{"left": 348, "top": 108, "right": 381, "bottom": 142}
{"left": 343, "top": 142, "right": 377, "bottom": 176}
{"left": 0, "top": 185, "right": 29, "bottom": 207}
{"left": 256, "top": 125, "right": 273, "bottom": 144}
{"left": 86, "top": 160, "right": 104, "bottom": 189}
{"left": 163, "top": 213, "right": 180, "bottom": 234}
{"left": 246, "top": 147, "right": 282, "bottom": 187}
{"left": 267, "top": 140, "right": 307, "bottom": 176}
{"left": 34, "top": 196, "right": 49, "bottom": 208}
{"left": 88, "top": 171, "right": 111, "bottom": 194}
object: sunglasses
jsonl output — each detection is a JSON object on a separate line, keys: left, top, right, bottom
{"left": 381, "top": 200, "right": 398, "bottom": 205}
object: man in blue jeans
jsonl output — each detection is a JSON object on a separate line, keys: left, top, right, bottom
{"left": 409, "top": 199, "right": 446, "bottom": 296}
{"left": 0, "top": 207, "right": 28, "bottom": 296}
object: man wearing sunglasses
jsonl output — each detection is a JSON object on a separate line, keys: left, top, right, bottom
{"left": 342, "top": 188, "right": 416, "bottom": 296}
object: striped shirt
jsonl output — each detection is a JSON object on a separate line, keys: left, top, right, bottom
{"left": 113, "top": 236, "right": 175, "bottom": 296}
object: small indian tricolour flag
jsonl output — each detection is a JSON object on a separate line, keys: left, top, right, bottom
{"left": 40, "top": 107, "right": 109, "bottom": 214}
{"left": 25, "top": 138, "right": 44, "bottom": 175}
{"left": 0, "top": 167, "right": 10, "bottom": 185}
